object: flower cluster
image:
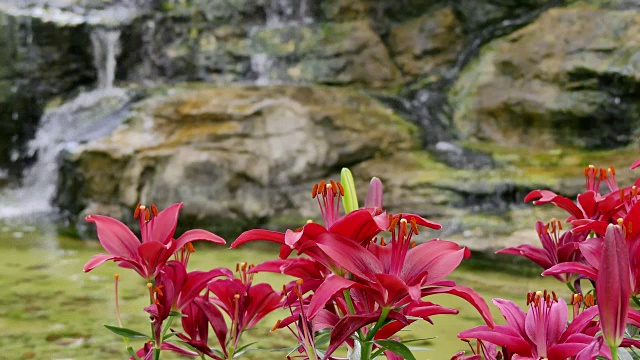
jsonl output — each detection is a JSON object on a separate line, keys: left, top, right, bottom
{"left": 84, "top": 161, "right": 640, "bottom": 360}
{"left": 84, "top": 203, "right": 282, "bottom": 360}
{"left": 455, "top": 159, "right": 640, "bottom": 359}
{"left": 232, "top": 173, "right": 494, "bottom": 359}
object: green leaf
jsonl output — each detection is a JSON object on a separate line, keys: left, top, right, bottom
{"left": 169, "top": 310, "right": 187, "bottom": 317}
{"left": 374, "top": 339, "right": 416, "bottom": 360}
{"left": 162, "top": 331, "right": 177, "bottom": 341}
{"left": 314, "top": 328, "right": 332, "bottom": 348}
{"left": 341, "top": 168, "right": 358, "bottom": 213}
{"left": 233, "top": 342, "right": 258, "bottom": 358}
{"left": 103, "top": 324, "right": 151, "bottom": 339}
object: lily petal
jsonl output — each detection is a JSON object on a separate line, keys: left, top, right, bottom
{"left": 147, "top": 203, "right": 182, "bottom": 244}
{"left": 86, "top": 214, "right": 140, "bottom": 258}
{"left": 307, "top": 274, "right": 358, "bottom": 319}
{"left": 597, "top": 224, "right": 631, "bottom": 350}
{"left": 176, "top": 229, "right": 226, "bottom": 249}
{"left": 231, "top": 229, "right": 285, "bottom": 248}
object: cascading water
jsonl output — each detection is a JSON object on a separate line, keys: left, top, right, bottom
{"left": 0, "top": 27, "right": 129, "bottom": 218}
{"left": 91, "top": 28, "right": 121, "bottom": 89}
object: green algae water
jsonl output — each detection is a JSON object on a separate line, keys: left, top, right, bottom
{"left": 0, "top": 220, "right": 567, "bottom": 360}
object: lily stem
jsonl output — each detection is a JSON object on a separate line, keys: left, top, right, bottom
{"left": 124, "top": 338, "right": 141, "bottom": 360}
{"left": 365, "top": 308, "right": 390, "bottom": 342}
{"left": 566, "top": 282, "right": 577, "bottom": 294}
{"left": 360, "top": 340, "right": 372, "bottom": 360}
{"left": 343, "top": 289, "right": 356, "bottom": 314}
{"left": 610, "top": 345, "right": 618, "bottom": 359}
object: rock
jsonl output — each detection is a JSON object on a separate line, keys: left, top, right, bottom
{"left": 450, "top": 7, "right": 640, "bottom": 149}
{"left": 388, "top": 7, "right": 465, "bottom": 78}
{"left": 320, "top": 0, "right": 370, "bottom": 21}
{"left": 55, "top": 84, "right": 420, "bottom": 237}
{"left": 249, "top": 20, "right": 402, "bottom": 87}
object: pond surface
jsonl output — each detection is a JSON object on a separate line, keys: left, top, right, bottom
{"left": 0, "top": 219, "right": 567, "bottom": 360}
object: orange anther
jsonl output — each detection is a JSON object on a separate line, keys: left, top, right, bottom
{"left": 388, "top": 217, "right": 399, "bottom": 232}
{"left": 145, "top": 208, "right": 151, "bottom": 221}
{"left": 610, "top": 166, "right": 616, "bottom": 176}
{"left": 337, "top": 182, "right": 345, "bottom": 196}
{"left": 186, "top": 243, "right": 195, "bottom": 253}
{"left": 133, "top": 203, "right": 142, "bottom": 218}
{"left": 114, "top": 274, "right": 120, "bottom": 279}
{"left": 296, "top": 279, "right": 304, "bottom": 285}
{"left": 329, "top": 180, "right": 338, "bottom": 195}
{"left": 410, "top": 218, "right": 419, "bottom": 234}
{"left": 312, "top": 183, "right": 319, "bottom": 199}
{"left": 318, "top": 180, "right": 326, "bottom": 195}
{"left": 271, "top": 319, "right": 281, "bottom": 332}
{"left": 151, "top": 204, "right": 159, "bottom": 216}
{"left": 585, "top": 294, "right": 594, "bottom": 307}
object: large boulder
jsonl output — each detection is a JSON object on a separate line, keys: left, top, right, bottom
{"left": 56, "top": 84, "right": 420, "bottom": 236}
{"left": 450, "top": 6, "right": 640, "bottom": 148}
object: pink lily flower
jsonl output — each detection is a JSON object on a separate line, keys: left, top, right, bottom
{"left": 83, "top": 203, "right": 226, "bottom": 279}
{"left": 597, "top": 223, "right": 631, "bottom": 356}
{"left": 458, "top": 293, "right": 603, "bottom": 360}
{"left": 524, "top": 165, "right": 629, "bottom": 223}
{"left": 497, "top": 220, "right": 586, "bottom": 284}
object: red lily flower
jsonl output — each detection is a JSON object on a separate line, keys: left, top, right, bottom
{"left": 458, "top": 293, "right": 603, "bottom": 360}
{"left": 83, "top": 203, "right": 226, "bottom": 279}
{"left": 177, "top": 296, "right": 226, "bottom": 360}
{"left": 204, "top": 263, "right": 283, "bottom": 358}
{"left": 144, "top": 261, "right": 231, "bottom": 346}
{"left": 497, "top": 220, "right": 586, "bottom": 284}
{"left": 306, "top": 217, "right": 493, "bottom": 327}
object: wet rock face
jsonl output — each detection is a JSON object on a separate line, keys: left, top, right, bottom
{"left": 450, "top": 7, "right": 640, "bottom": 149}
{"left": 388, "top": 7, "right": 465, "bottom": 78}
{"left": 249, "top": 20, "right": 401, "bottom": 87}
{"left": 56, "top": 85, "right": 420, "bottom": 235}
{"left": 0, "top": 12, "right": 94, "bottom": 178}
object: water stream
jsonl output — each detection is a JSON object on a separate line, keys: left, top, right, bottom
{"left": 0, "top": 27, "right": 128, "bottom": 218}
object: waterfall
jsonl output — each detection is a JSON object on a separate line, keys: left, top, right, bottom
{"left": 0, "top": 26, "right": 128, "bottom": 218}
{"left": 90, "top": 28, "right": 121, "bottom": 89}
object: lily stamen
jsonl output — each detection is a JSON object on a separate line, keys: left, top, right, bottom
{"left": 311, "top": 180, "right": 345, "bottom": 227}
